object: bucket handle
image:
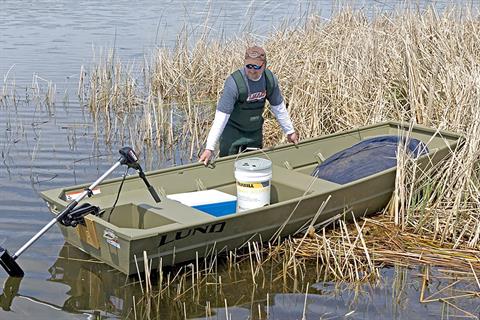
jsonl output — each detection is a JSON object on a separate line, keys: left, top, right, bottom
{"left": 234, "top": 147, "right": 272, "bottom": 162}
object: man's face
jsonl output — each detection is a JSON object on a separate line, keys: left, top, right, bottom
{"left": 245, "top": 62, "right": 265, "bottom": 81}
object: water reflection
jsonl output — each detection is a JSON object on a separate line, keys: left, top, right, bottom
{"left": 48, "top": 244, "right": 136, "bottom": 318}
{"left": 0, "top": 243, "right": 471, "bottom": 319}
{"left": 0, "top": 277, "right": 21, "bottom": 312}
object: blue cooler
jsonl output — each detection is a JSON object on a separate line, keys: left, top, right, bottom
{"left": 167, "top": 190, "right": 237, "bottom": 217}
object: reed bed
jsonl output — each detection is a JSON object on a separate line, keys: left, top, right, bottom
{"left": 127, "top": 212, "right": 480, "bottom": 319}
{"left": 390, "top": 136, "right": 480, "bottom": 247}
{"left": 270, "top": 215, "right": 480, "bottom": 280}
{"left": 81, "top": 6, "right": 480, "bottom": 146}
{"left": 256, "top": 213, "right": 480, "bottom": 318}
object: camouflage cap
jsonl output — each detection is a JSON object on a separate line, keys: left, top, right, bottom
{"left": 244, "top": 46, "right": 266, "bottom": 65}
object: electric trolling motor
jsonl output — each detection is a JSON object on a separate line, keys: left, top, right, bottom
{"left": 0, "top": 147, "right": 160, "bottom": 277}
{"left": 119, "top": 147, "right": 161, "bottom": 203}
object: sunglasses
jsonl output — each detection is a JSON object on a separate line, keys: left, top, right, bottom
{"left": 245, "top": 64, "right": 263, "bottom": 70}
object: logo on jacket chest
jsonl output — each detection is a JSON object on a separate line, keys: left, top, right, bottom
{"left": 246, "top": 90, "right": 266, "bottom": 102}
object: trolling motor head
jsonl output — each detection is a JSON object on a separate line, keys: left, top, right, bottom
{"left": 119, "top": 147, "right": 161, "bottom": 203}
{"left": 119, "top": 147, "right": 141, "bottom": 170}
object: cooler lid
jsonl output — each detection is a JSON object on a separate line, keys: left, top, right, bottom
{"left": 167, "top": 189, "right": 236, "bottom": 206}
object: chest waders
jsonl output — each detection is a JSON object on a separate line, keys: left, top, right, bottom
{"left": 219, "top": 69, "right": 275, "bottom": 156}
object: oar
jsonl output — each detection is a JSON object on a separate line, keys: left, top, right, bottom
{"left": 0, "top": 147, "right": 160, "bottom": 277}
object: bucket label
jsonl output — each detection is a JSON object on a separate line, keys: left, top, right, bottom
{"left": 237, "top": 181, "right": 270, "bottom": 189}
{"left": 236, "top": 180, "right": 271, "bottom": 212}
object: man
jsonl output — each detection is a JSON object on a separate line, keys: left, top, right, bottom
{"left": 199, "top": 46, "right": 299, "bottom": 165}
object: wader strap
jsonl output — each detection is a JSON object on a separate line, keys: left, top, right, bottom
{"left": 264, "top": 69, "right": 275, "bottom": 100}
{"left": 232, "top": 69, "right": 275, "bottom": 102}
{"left": 232, "top": 70, "right": 248, "bottom": 103}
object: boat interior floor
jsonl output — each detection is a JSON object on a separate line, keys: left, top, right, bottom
{"left": 98, "top": 165, "right": 339, "bottom": 231}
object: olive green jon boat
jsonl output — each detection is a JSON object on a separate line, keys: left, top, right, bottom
{"left": 39, "top": 121, "right": 461, "bottom": 275}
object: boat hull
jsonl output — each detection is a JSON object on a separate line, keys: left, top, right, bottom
{"left": 40, "top": 121, "right": 461, "bottom": 275}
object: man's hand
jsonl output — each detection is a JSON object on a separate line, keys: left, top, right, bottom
{"left": 287, "top": 132, "right": 299, "bottom": 145}
{"left": 199, "top": 149, "right": 213, "bottom": 166}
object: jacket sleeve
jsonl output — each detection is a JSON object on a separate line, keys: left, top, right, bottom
{"left": 205, "top": 110, "right": 230, "bottom": 150}
{"left": 271, "top": 101, "right": 295, "bottom": 135}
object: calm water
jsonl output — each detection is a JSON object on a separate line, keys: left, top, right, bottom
{"left": 1, "top": 1, "right": 479, "bottom": 319}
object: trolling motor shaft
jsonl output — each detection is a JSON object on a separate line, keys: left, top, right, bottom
{"left": 0, "top": 147, "right": 160, "bottom": 277}
{"left": 119, "top": 147, "right": 161, "bottom": 203}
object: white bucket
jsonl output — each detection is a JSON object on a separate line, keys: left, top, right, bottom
{"left": 234, "top": 157, "right": 272, "bottom": 212}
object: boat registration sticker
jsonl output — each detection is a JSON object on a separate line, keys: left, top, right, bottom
{"left": 103, "top": 229, "right": 120, "bottom": 249}
{"left": 65, "top": 188, "right": 101, "bottom": 201}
